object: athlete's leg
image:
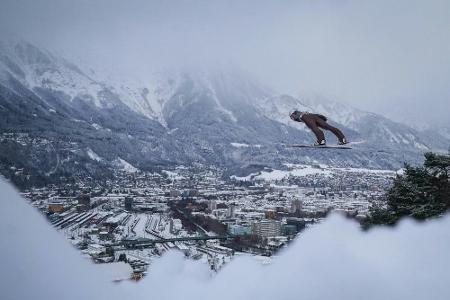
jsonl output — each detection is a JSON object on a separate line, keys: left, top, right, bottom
{"left": 303, "top": 117, "right": 325, "bottom": 142}
{"left": 316, "top": 118, "right": 346, "bottom": 141}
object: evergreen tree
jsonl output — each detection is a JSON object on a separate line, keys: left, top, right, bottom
{"left": 363, "top": 152, "right": 450, "bottom": 228}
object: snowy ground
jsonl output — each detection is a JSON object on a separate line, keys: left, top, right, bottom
{"left": 231, "top": 163, "right": 397, "bottom": 182}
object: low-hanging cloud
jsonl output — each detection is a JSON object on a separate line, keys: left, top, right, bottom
{"left": 1, "top": 0, "right": 449, "bottom": 125}
{"left": 1, "top": 178, "right": 450, "bottom": 300}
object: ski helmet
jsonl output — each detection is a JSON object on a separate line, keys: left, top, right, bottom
{"left": 290, "top": 110, "right": 302, "bottom": 121}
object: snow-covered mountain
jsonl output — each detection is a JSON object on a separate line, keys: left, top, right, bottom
{"left": 300, "top": 93, "right": 450, "bottom": 152}
{"left": 0, "top": 37, "right": 182, "bottom": 125}
{"left": 1, "top": 38, "right": 448, "bottom": 185}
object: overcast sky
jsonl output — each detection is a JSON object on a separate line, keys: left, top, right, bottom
{"left": 1, "top": 0, "right": 449, "bottom": 127}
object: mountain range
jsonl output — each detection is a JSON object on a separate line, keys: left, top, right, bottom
{"left": 1, "top": 38, "right": 448, "bottom": 186}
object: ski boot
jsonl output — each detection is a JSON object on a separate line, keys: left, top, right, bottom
{"left": 314, "top": 140, "right": 326, "bottom": 147}
{"left": 338, "top": 138, "right": 348, "bottom": 145}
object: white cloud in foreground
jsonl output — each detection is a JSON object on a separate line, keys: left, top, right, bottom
{"left": 0, "top": 178, "right": 449, "bottom": 300}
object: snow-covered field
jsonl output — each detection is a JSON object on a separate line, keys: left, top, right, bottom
{"left": 162, "top": 170, "right": 185, "bottom": 180}
{"left": 232, "top": 164, "right": 397, "bottom": 182}
{"left": 113, "top": 158, "right": 138, "bottom": 173}
{"left": 86, "top": 148, "right": 102, "bottom": 162}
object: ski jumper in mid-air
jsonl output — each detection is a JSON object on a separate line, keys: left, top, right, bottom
{"left": 290, "top": 110, "right": 348, "bottom": 146}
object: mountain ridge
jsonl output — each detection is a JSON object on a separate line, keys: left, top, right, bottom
{"left": 1, "top": 38, "right": 448, "bottom": 187}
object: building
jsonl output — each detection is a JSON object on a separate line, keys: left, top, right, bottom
{"left": 169, "top": 219, "right": 183, "bottom": 234}
{"left": 228, "top": 224, "right": 252, "bottom": 236}
{"left": 99, "top": 230, "right": 112, "bottom": 241}
{"left": 252, "top": 220, "right": 281, "bottom": 237}
{"left": 103, "top": 212, "right": 128, "bottom": 231}
{"left": 290, "top": 199, "right": 303, "bottom": 213}
{"left": 168, "top": 190, "right": 180, "bottom": 197}
{"left": 286, "top": 217, "right": 307, "bottom": 231}
{"left": 124, "top": 197, "right": 133, "bottom": 211}
{"left": 182, "top": 189, "right": 199, "bottom": 198}
{"left": 77, "top": 194, "right": 91, "bottom": 211}
{"left": 227, "top": 204, "right": 235, "bottom": 218}
{"left": 265, "top": 209, "right": 277, "bottom": 220}
{"left": 87, "top": 244, "right": 106, "bottom": 257}
{"left": 281, "top": 224, "right": 297, "bottom": 236}
{"left": 48, "top": 200, "right": 65, "bottom": 213}
{"left": 208, "top": 200, "right": 217, "bottom": 211}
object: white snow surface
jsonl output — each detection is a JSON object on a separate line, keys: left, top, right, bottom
{"left": 232, "top": 165, "right": 332, "bottom": 181}
{"left": 230, "top": 142, "right": 261, "bottom": 148}
{"left": 1, "top": 179, "right": 450, "bottom": 300}
{"left": 113, "top": 158, "right": 138, "bottom": 173}
{"left": 98, "top": 70, "right": 181, "bottom": 126}
{"left": 256, "top": 94, "right": 311, "bottom": 129}
{"left": 95, "top": 262, "right": 133, "bottom": 281}
{"left": 86, "top": 148, "right": 102, "bottom": 162}
{"left": 230, "top": 142, "right": 250, "bottom": 148}
{"left": 0, "top": 38, "right": 106, "bottom": 106}
{"left": 0, "top": 39, "right": 181, "bottom": 127}
{"left": 232, "top": 164, "right": 396, "bottom": 182}
{"left": 162, "top": 170, "right": 185, "bottom": 180}
{"left": 91, "top": 123, "right": 103, "bottom": 130}
{"left": 300, "top": 92, "right": 371, "bottom": 130}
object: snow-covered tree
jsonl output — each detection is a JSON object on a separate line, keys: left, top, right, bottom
{"left": 364, "top": 152, "right": 450, "bottom": 228}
